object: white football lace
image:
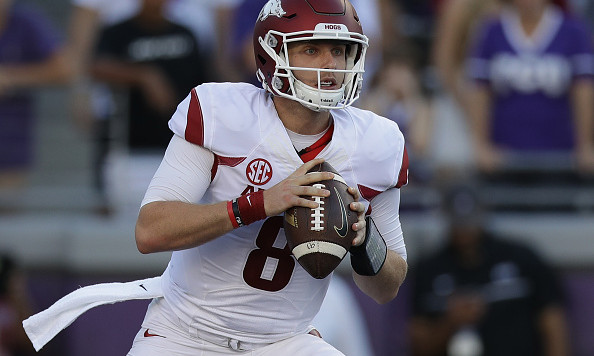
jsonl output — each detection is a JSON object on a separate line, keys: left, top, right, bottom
{"left": 311, "top": 183, "right": 325, "bottom": 231}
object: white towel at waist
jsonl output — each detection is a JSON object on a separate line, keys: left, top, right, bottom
{"left": 22, "top": 276, "right": 163, "bottom": 352}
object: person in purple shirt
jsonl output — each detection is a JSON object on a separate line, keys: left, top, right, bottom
{"left": 0, "top": 0, "right": 69, "bottom": 189}
{"left": 466, "top": 0, "right": 594, "bottom": 175}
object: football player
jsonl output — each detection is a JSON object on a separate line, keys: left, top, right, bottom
{"left": 23, "top": 1, "right": 409, "bottom": 355}
{"left": 467, "top": 0, "right": 594, "bottom": 174}
{"left": 130, "top": 0, "right": 409, "bottom": 354}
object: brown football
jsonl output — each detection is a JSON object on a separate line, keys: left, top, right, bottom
{"left": 283, "top": 161, "right": 358, "bottom": 279}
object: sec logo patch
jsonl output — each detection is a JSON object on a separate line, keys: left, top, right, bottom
{"left": 246, "top": 159, "right": 272, "bottom": 185}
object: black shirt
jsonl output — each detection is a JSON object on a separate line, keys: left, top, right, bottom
{"left": 411, "top": 235, "right": 564, "bottom": 356}
{"left": 96, "top": 17, "right": 212, "bottom": 150}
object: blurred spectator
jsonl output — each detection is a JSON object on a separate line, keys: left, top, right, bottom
{"left": 382, "top": 0, "right": 438, "bottom": 76}
{"left": 466, "top": 0, "right": 594, "bottom": 175}
{"left": 0, "top": 254, "right": 35, "bottom": 355}
{"left": 90, "top": 0, "right": 212, "bottom": 213}
{"left": 66, "top": 0, "right": 239, "bottom": 214}
{"left": 165, "top": 0, "right": 242, "bottom": 82}
{"left": 358, "top": 50, "right": 433, "bottom": 184}
{"left": 432, "top": 0, "right": 503, "bottom": 113}
{"left": 409, "top": 184, "right": 570, "bottom": 356}
{"left": 0, "top": 0, "right": 69, "bottom": 191}
{"left": 66, "top": 0, "right": 140, "bottom": 214}
{"left": 67, "top": 0, "right": 240, "bottom": 98}
{"left": 428, "top": 0, "right": 504, "bottom": 179}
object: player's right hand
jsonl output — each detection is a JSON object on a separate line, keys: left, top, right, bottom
{"left": 263, "top": 158, "right": 333, "bottom": 217}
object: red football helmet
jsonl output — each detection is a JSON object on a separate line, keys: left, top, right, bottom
{"left": 253, "top": 0, "right": 368, "bottom": 111}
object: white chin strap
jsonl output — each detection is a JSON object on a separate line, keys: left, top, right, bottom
{"left": 293, "top": 79, "right": 345, "bottom": 112}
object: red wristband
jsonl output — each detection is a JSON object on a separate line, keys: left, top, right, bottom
{"left": 237, "top": 190, "right": 267, "bottom": 225}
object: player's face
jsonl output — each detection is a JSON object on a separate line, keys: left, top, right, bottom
{"left": 287, "top": 40, "right": 347, "bottom": 91}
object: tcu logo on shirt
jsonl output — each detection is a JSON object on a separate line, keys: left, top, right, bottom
{"left": 246, "top": 159, "right": 273, "bottom": 185}
{"left": 490, "top": 53, "right": 571, "bottom": 96}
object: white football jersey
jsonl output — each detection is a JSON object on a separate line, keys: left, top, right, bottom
{"left": 160, "top": 82, "right": 408, "bottom": 344}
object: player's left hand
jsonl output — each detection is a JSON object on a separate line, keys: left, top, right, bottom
{"left": 347, "top": 186, "right": 366, "bottom": 246}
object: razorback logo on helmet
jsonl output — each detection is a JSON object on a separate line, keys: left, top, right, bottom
{"left": 246, "top": 159, "right": 273, "bottom": 185}
{"left": 258, "top": 0, "right": 286, "bottom": 21}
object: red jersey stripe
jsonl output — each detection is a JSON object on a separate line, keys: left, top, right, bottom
{"left": 185, "top": 88, "right": 205, "bottom": 146}
{"left": 396, "top": 146, "right": 409, "bottom": 188}
{"left": 358, "top": 184, "right": 382, "bottom": 201}
{"left": 210, "top": 154, "right": 247, "bottom": 182}
{"left": 298, "top": 123, "right": 334, "bottom": 163}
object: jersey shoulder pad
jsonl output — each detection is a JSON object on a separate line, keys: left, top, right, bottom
{"left": 343, "top": 107, "right": 408, "bottom": 192}
{"left": 168, "top": 82, "right": 266, "bottom": 147}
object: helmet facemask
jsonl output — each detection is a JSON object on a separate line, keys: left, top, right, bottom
{"left": 257, "top": 26, "right": 368, "bottom": 112}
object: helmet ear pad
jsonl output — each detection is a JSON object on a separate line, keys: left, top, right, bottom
{"left": 256, "top": 34, "right": 288, "bottom": 97}
{"left": 256, "top": 32, "right": 289, "bottom": 93}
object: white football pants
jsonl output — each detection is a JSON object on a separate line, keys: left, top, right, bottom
{"left": 127, "top": 298, "right": 345, "bottom": 356}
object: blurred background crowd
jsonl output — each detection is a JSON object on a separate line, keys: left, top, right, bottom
{"left": 0, "top": 0, "right": 593, "bottom": 355}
